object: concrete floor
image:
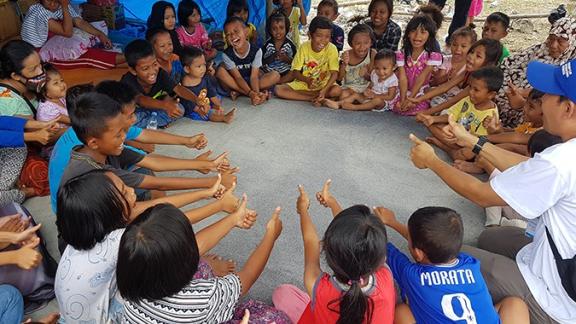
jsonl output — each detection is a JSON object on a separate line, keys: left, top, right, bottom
{"left": 25, "top": 96, "right": 486, "bottom": 319}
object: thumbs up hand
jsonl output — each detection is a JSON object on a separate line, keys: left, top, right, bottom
{"left": 409, "top": 134, "right": 437, "bottom": 169}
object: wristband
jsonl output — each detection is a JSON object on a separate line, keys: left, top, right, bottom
{"left": 472, "top": 136, "right": 488, "bottom": 155}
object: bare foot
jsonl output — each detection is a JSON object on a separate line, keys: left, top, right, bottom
{"left": 204, "top": 254, "right": 235, "bottom": 277}
{"left": 453, "top": 160, "right": 484, "bottom": 174}
{"left": 223, "top": 108, "right": 236, "bottom": 124}
{"left": 230, "top": 91, "right": 239, "bottom": 101}
{"left": 323, "top": 99, "right": 340, "bottom": 109}
{"left": 24, "top": 312, "right": 60, "bottom": 324}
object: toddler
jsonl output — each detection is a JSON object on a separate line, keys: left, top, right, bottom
{"left": 147, "top": 1, "right": 183, "bottom": 55}
{"left": 180, "top": 47, "right": 235, "bottom": 123}
{"left": 316, "top": 0, "right": 345, "bottom": 52}
{"left": 278, "top": 0, "right": 307, "bottom": 47}
{"left": 37, "top": 64, "right": 70, "bottom": 128}
{"left": 366, "top": 0, "right": 401, "bottom": 51}
{"left": 262, "top": 12, "right": 298, "bottom": 84}
{"left": 176, "top": 0, "right": 217, "bottom": 61}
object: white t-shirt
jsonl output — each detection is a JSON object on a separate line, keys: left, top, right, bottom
{"left": 370, "top": 71, "right": 398, "bottom": 95}
{"left": 55, "top": 229, "right": 125, "bottom": 323}
{"left": 21, "top": 3, "right": 81, "bottom": 48}
{"left": 491, "top": 138, "right": 576, "bottom": 323}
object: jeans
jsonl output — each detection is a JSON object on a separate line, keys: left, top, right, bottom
{"left": 0, "top": 285, "right": 23, "bottom": 324}
{"left": 430, "top": 0, "right": 473, "bottom": 43}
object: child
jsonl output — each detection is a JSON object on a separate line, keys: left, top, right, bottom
{"left": 392, "top": 14, "right": 442, "bottom": 116}
{"left": 116, "top": 204, "right": 289, "bottom": 323}
{"left": 273, "top": 182, "right": 395, "bottom": 323}
{"left": 413, "top": 38, "right": 502, "bottom": 115}
{"left": 37, "top": 64, "right": 70, "bottom": 128}
{"left": 180, "top": 47, "right": 236, "bottom": 123}
{"left": 316, "top": 0, "right": 345, "bottom": 52}
{"left": 146, "top": 28, "right": 185, "bottom": 84}
{"left": 120, "top": 39, "right": 210, "bottom": 128}
{"left": 366, "top": 0, "right": 401, "bottom": 51}
{"left": 262, "top": 12, "right": 298, "bottom": 84}
{"left": 373, "top": 206, "right": 529, "bottom": 324}
{"left": 147, "top": 1, "right": 183, "bottom": 56}
{"left": 417, "top": 66, "right": 503, "bottom": 161}
{"left": 416, "top": 3, "right": 444, "bottom": 52}
{"left": 324, "top": 49, "right": 398, "bottom": 111}
{"left": 278, "top": 0, "right": 307, "bottom": 47}
{"left": 226, "top": 0, "right": 258, "bottom": 46}
{"left": 482, "top": 12, "right": 511, "bottom": 63}
{"left": 216, "top": 17, "right": 280, "bottom": 105}
{"left": 176, "top": 0, "right": 217, "bottom": 61}
{"left": 275, "top": 16, "right": 340, "bottom": 105}
{"left": 430, "top": 26, "right": 477, "bottom": 91}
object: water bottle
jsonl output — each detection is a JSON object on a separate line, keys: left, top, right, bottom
{"left": 147, "top": 112, "right": 158, "bottom": 130}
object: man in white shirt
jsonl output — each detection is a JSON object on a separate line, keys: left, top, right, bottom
{"left": 408, "top": 60, "right": 576, "bottom": 324}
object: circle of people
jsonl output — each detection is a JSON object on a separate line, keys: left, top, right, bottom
{"left": 1, "top": 0, "right": 576, "bottom": 323}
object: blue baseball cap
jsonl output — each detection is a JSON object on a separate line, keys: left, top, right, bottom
{"left": 527, "top": 59, "right": 576, "bottom": 103}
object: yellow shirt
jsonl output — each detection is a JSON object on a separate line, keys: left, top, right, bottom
{"left": 288, "top": 41, "right": 339, "bottom": 91}
{"left": 447, "top": 97, "right": 497, "bottom": 136}
{"left": 287, "top": 7, "right": 301, "bottom": 47}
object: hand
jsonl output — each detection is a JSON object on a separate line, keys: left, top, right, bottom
{"left": 341, "top": 51, "right": 350, "bottom": 66}
{"left": 248, "top": 90, "right": 262, "bottom": 106}
{"left": 240, "top": 309, "right": 250, "bottom": 324}
{"left": 231, "top": 194, "right": 256, "bottom": 229}
{"left": 0, "top": 214, "right": 27, "bottom": 233}
{"left": 265, "top": 207, "right": 283, "bottom": 240}
{"left": 210, "top": 152, "right": 230, "bottom": 172}
{"left": 296, "top": 185, "right": 310, "bottom": 215}
{"left": 220, "top": 171, "right": 238, "bottom": 189}
{"left": 373, "top": 206, "right": 396, "bottom": 225}
{"left": 407, "top": 96, "right": 421, "bottom": 104}
{"left": 363, "top": 88, "right": 375, "bottom": 99}
{"left": 416, "top": 113, "right": 434, "bottom": 127}
{"left": 12, "top": 245, "right": 42, "bottom": 270}
{"left": 482, "top": 111, "right": 502, "bottom": 134}
{"left": 220, "top": 182, "right": 240, "bottom": 213}
{"left": 11, "top": 224, "right": 41, "bottom": 245}
{"left": 277, "top": 52, "right": 291, "bottom": 63}
{"left": 186, "top": 134, "right": 208, "bottom": 150}
{"left": 409, "top": 133, "right": 438, "bottom": 169}
{"left": 205, "top": 174, "right": 222, "bottom": 199}
{"left": 305, "top": 77, "right": 314, "bottom": 89}
{"left": 163, "top": 98, "right": 184, "bottom": 118}
{"left": 30, "top": 128, "right": 56, "bottom": 145}
{"left": 505, "top": 82, "right": 526, "bottom": 110}
{"left": 315, "top": 179, "right": 333, "bottom": 208}
{"left": 442, "top": 116, "right": 478, "bottom": 148}
{"left": 97, "top": 33, "right": 113, "bottom": 49}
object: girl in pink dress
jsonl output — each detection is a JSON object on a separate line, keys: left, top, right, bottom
{"left": 393, "top": 15, "right": 442, "bottom": 116}
{"left": 176, "top": 0, "right": 217, "bottom": 61}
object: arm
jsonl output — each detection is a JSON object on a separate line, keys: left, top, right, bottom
{"left": 373, "top": 207, "right": 409, "bottom": 240}
{"left": 413, "top": 73, "right": 465, "bottom": 103}
{"left": 135, "top": 129, "right": 207, "bottom": 149}
{"left": 397, "top": 67, "right": 408, "bottom": 103}
{"left": 375, "top": 86, "right": 398, "bottom": 101}
{"left": 318, "top": 71, "right": 338, "bottom": 98}
{"left": 237, "top": 208, "right": 282, "bottom": 295}
{"left": 72, "top": 18, "right": 110, "bottom": 47}
{"left": 315, "top": 179, "right": 342, "bottom": 217}
{"left": 230, "top": 68, "right": 253, "bottom": 95}
{"left": 135, "top": 94, "right": 184, "bottom": 119}
{"left": 250, "top": 67, "right": 260, "bottom": 93}
{"left": 136, "top": 152, "right": 227, "bottom": 172}
{"left": 174, "top": 84, "right": 201, "bottom": 104}
{"left": 138, "top": 175, "right": 218, "bottom": 191}
{"left": 487, "top": 132, "right": 532, "bottom": 145}
{"left": 408, "top": 65, "right": 435, "bottom": 98}
{"left": 425, "top": 88, "right": 469, "bottom": 115}
{"left": 47, "top": 1, "right": 73, "bottom": 37}
{"left": 297, "top": 196, "right": 322, "bottom": 296}
{"left": 297, "top": 0, "right": 307, "bottom": 25}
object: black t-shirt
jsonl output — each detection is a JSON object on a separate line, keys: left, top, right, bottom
{"left": 120, "top": 68, "right": 176, "bottom": 100}
{"left": 181, "top": 75, "right": 216, "bottom": 111}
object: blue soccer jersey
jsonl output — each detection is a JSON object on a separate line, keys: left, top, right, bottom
{"left": 387, "top": 243, "right": 500, "bottom": 324}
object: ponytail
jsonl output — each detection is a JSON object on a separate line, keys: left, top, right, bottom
{"left": 338, "top": 279, "right": 374, "bottom": 324}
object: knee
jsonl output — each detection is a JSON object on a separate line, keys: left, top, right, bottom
{"left": 275, "top": 84, "right": 289, "bottom": 98}
{"left": 270, "top": 71, "right": 281, "bottom": 83}
{"left": 272, "top": 284, "right": 299, "bottom": 305}
{"left": 394, "top": 303, "right": 416, "bottom": 324}
{"left": 0, "top": 285, "right": 23, "bottom": 309}
{"left": 216, "top": 66, "right": 229, "bottom": 78}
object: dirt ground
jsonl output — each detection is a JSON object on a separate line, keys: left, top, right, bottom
{"left": 307, "top": 0, "right": 567, "bottom": 53}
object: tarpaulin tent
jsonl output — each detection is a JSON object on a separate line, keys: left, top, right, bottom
{"left": 120, "top": 0, "right": 312, "bottom": 30}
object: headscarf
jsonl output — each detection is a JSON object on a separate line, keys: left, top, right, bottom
{"left": 497, "top": 17, "right": 576, "bottom": 128}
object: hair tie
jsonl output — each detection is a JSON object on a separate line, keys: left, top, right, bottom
{"left": 347, "top": 277, "right": 365, "bottom": 286}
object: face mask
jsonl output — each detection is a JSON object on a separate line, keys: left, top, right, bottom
{"left": 20, "top": 72, "right": 46, "bottom": 93}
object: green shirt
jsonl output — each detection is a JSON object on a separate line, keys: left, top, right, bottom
{"left": 499, "top": 45, "right": 510, "bottom": 64}
{"left": 0, "top": 86, "right": 35, "bottom": 117}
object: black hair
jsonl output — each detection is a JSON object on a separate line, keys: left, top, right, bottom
{"left": 0, "top": 40, "right": 37, "bottom": 79}
{"left": 124, "top": 39, "right": 155, "bottom": 69}
{"left": 347, "top": 23, "right": 375, "bottom": 47}
{"left": 450, "top": 26, "right": 478, "bottom": 44}
{"left": 374, "top": 48, "right": 396, "bottom": 64}
{"left": 37, "top": 63, "right": 60, "bottom": 102}
{"left": 470, "top": 66, "right": 503, "bottom": 92}
{"left": 95, "top": 80, "right": 138, "bottom": 107}
{"left": 368, "top": 0, "right": 393, "bottom": 16}
{"left": 318, "top": 0, "right": 339, "bottom": 14}
{"left": 266, "top": 12, "right": 290, "bottom": 38}
{"left": 323, "top": 205, "right": 388, "bottom": 324}
{"left": 179, "top": 46, "right": 205, "bottom": 67}
{"left": 309, "top": 16, "right": 333, "bottom": 34}
{"left": 147, "top": 1, "right": 176, "bottom": 30}
{"left": 178, "top": 0, "right": 201, "bottom": 28}
{"left": 224, "top": 16, "right": 247, "bottom": 30}
{"left": 145, "top": 27, "right": 171, "bottom": 44}
{"left": 65, "top": 83, "right": 94, "bottom": 116}
{"left": 416, "top": 3, "right": 443, "bottom": 30}
{"left": 402, "top": 14, "right": 440, "bottom": 57}
{"left": 227, "top": 0, "right": 249, "bottom": 20}
{"left": 468, "top": 38, "right": 503, "bottom": 67}
{"left": 408, "top": 207, "right": 463, "bottom": 264}
{"left": 117, "top": 204, "right": 200, "bottom": 302}
{"left": 70, "top": 92, "right": 123, "bottom": 144}
{"left": 486, "top": 12, "right": 510, "bottom": 30}
{"left": 56, "top": 169, "right": 129, "bottom": 250}
{"left": 527, "top": 130, "right": 563, "bottom": 157}
{"left": 527, "top": 88, "right": 545, "bottom": 102}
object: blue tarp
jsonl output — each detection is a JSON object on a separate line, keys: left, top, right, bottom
{"left": 120, "top": 0, "right": 312, "bottom": 30}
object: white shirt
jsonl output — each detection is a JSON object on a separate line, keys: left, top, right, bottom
{"left": 55, "top": 229, "right": 125, "bottom": 323}
{"left": 21, "top": 3, "right": 81, "bottom": 48}
{"left": 370, "top": 71, "right": 398, "bottom": 95}
{"left": 491, "top": 138, "right": 576, "bottom": 323}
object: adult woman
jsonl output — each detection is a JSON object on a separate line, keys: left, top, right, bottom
{"left": 21, "top": 0, "right": 125, "bottom": 69}
{"left": 55, "top": 170, "right": 250, "bottom": 323}
{"left": 0, "top": 40, "right": 45, "bottom": 118}
{"left": 497, "top": 17, "right": 576, "bottom": 128}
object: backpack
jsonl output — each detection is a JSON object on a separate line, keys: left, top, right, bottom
{"left": 545, "top": 226, "right": 576, "bottom": 302}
